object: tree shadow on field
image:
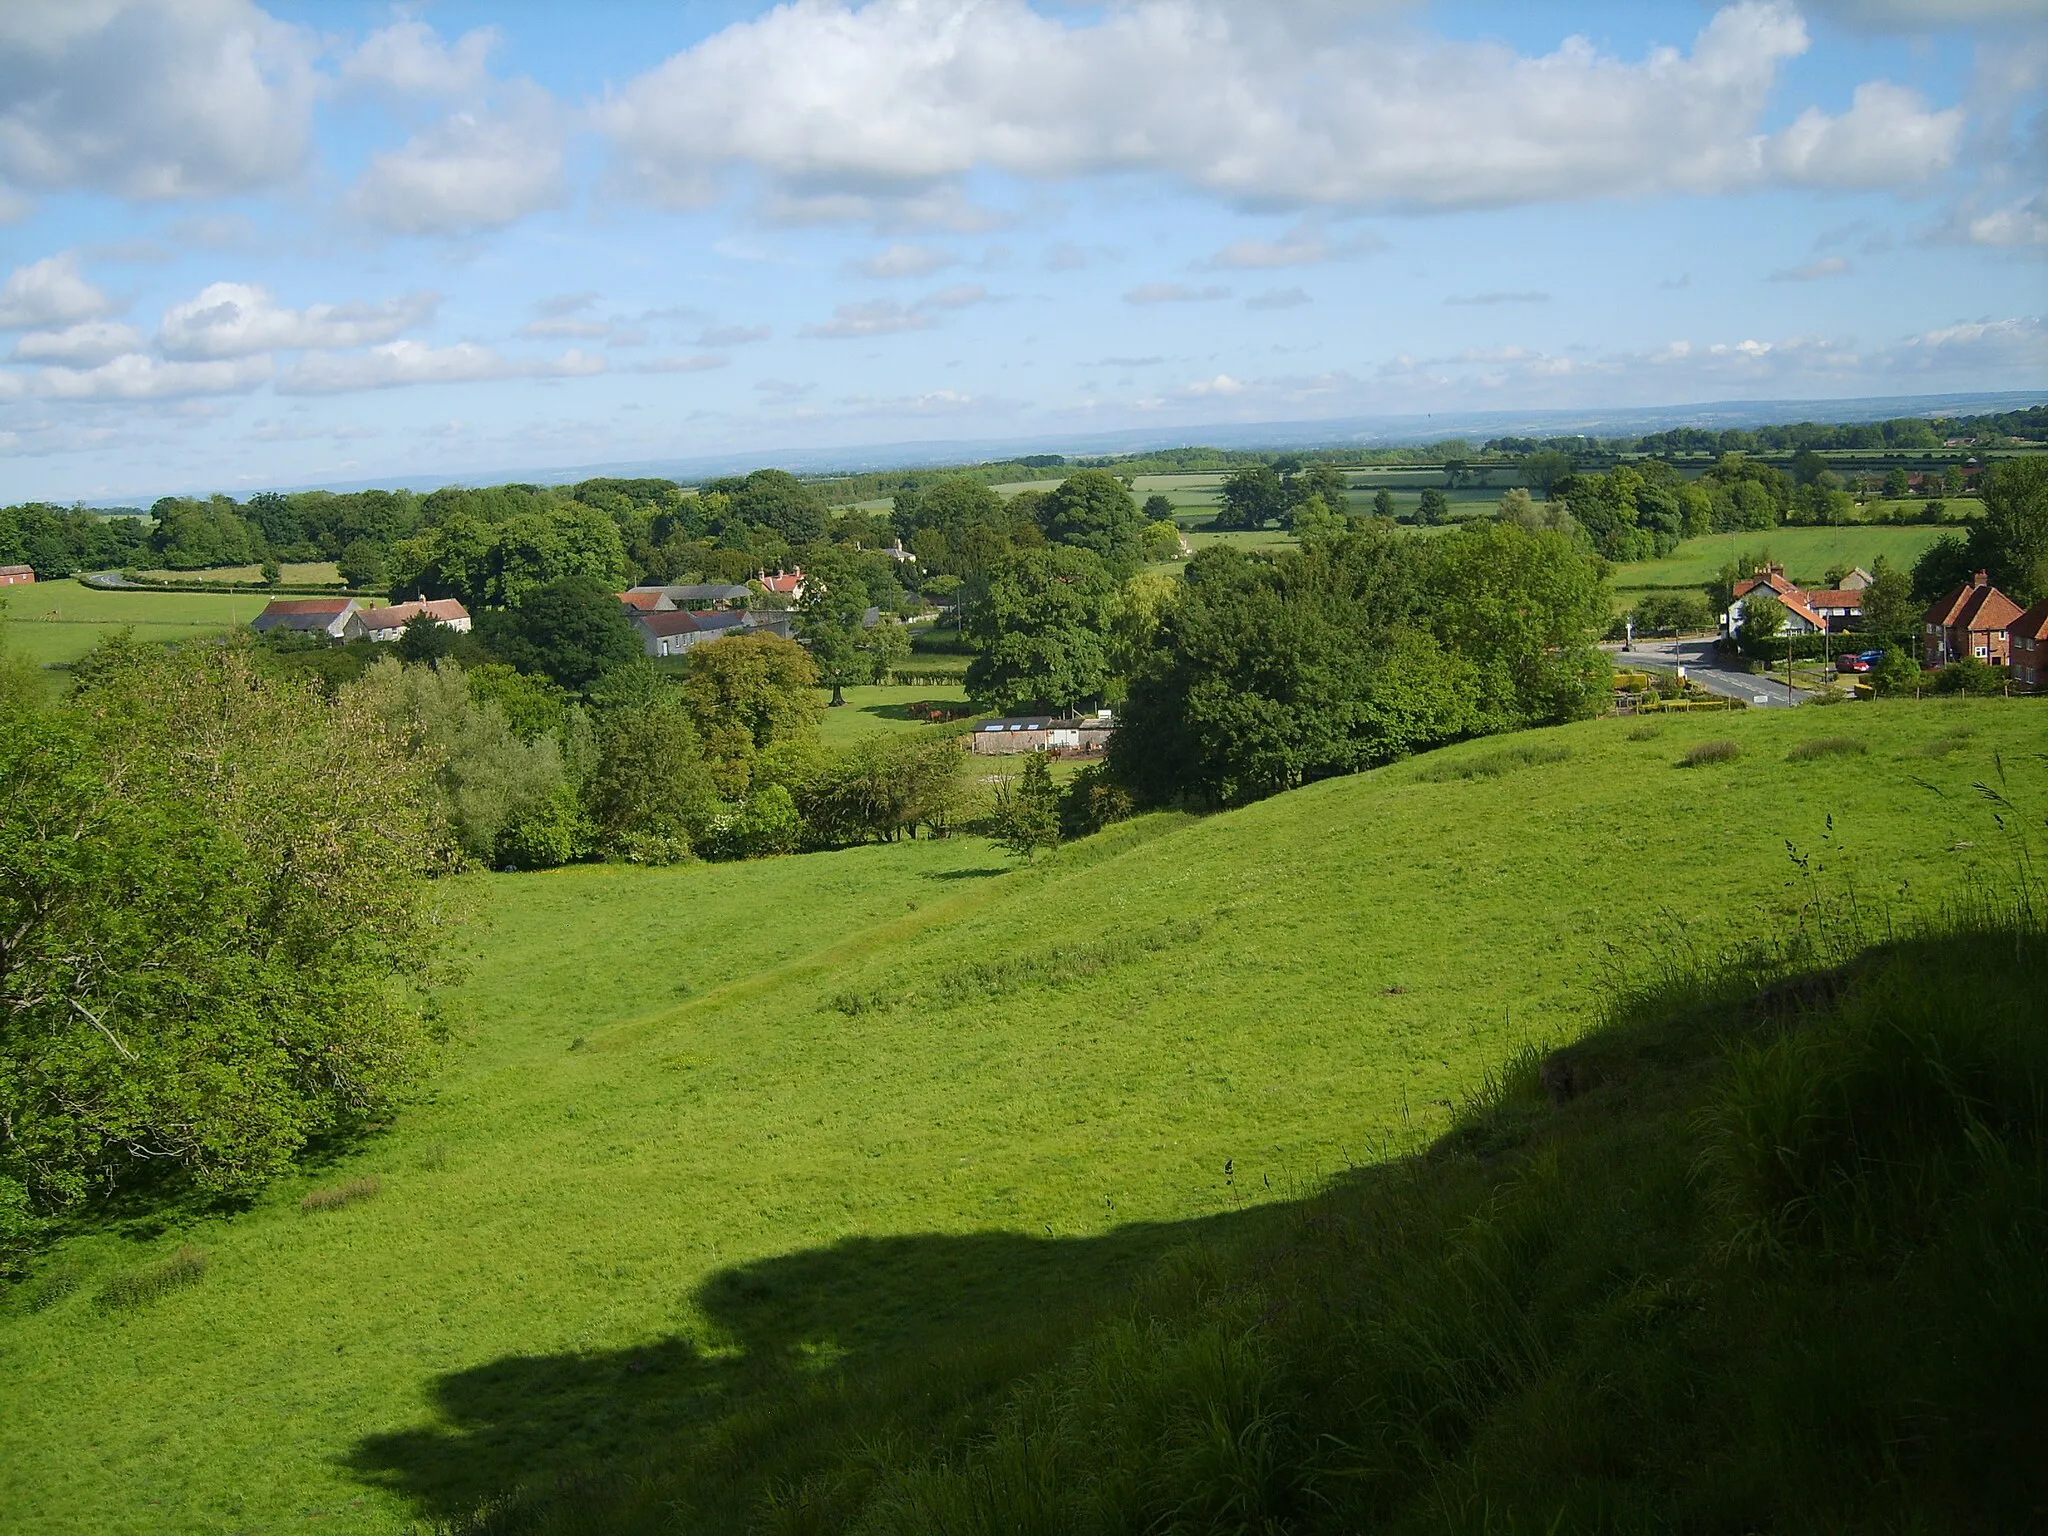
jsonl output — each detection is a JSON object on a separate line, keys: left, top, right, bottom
{"left": 347, "top": 1209, "right": 1276, "bottom": 1528}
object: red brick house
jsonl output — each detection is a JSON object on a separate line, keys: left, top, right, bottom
{"left": 0, "top": 564, "right": 34, "bottom": 585}
{"left": 1721, "top": 564, "right": 1862, "bottom": 637}
{"left": 2008, "top": 598, "right": 2048, "bottom": 691}
{"left": 1921, "top": 572, "right": 2022, "bottom": 669}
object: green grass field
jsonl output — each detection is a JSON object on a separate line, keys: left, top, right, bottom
{"left": 2, "top": 700, "right": 2044, "bottom": 1533}
{"left": 1611, "top": 521, "right": 1969, "bottom": 593}
{"left": 815, "top": 683, "right": 973, "bottom": 745}
{"left": 0, "top": 579, "right": 260, "bottom": 675}
{"left": 136, "top": 562, "right": 344, "bottom": 585}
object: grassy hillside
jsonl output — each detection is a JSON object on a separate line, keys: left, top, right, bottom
{"left": 1, "top": 701, "right": 2043, "bottom": 1533}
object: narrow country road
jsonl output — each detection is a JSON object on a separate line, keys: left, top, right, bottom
{"left": 1605, "top": 637, "right": 1803, "bottom": 709}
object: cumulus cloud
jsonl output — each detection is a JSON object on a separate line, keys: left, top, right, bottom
{"left": 851, "top": 242, "right": 959, "bottom": 278}
{"left": 156, "top": 282, "right": 438, "bottom": 359}
{"left": 277, "top": 341, "right": 603, "bottom": 394}
{"left": 598, "top": 0, "right": 1963, "bottom": 218}
{"left": 1766, "top": 81, "right": 1964, "bottom": 187}
{"left": 342, "top": 19, "right": 500, "bottom": 98}
{"left": 800, "top": 283, "right": 993, "bottom": 338}
{"left": 10, "top": 320, "right": 146, "bottom": 365}
{"left": 1962, "top": 192, "right": 2048, "bottom": 248}
{"left": 34, "top": 351, "right": 273, "bottom": 401}
{"left": 0, "top": 0, "right": 319, "bottom": 198}
{"left": 1126, "top": 282, "right": 1230, "bottom": 304}
{"left": 0, "top": 253, "right": 115, "bottom": 329}
{"left": 344, "top": 81, "right": 566, "bottom": 235}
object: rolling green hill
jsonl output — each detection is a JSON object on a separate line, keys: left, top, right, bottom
{"left": 1, "top": 700, "right": 2043, "bottom": 1533}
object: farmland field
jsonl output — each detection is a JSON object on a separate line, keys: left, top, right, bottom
{"left": 1611, "top": 522, "right": 1968, "bottom": 593}
{"left": 814, "top": 682, "right": 973, "bottom": 745}
{"left": 136, "top": 561, "right": 345, "bottom": 585}
{"left": 0, "top": 578, "right": 259, "bottom": 676}
{"left": 2, "top": 698, "right": 2042, "bottom": 1534}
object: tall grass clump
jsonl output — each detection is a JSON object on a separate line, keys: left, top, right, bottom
{"left": 96, "top": 1247, "right": 207, "bottom": 1311}
{"left": 299, "top": 1175, "right": 381, "bottom": 1214}
{"left": 1415, "top": 742, "right": 1570, "bottom": 783}
{"left": 1787, "top": 736, "right": 1867, "bottom": 762}
{"left": 1678, "top": 738, "right": 1742, "bottom": 768}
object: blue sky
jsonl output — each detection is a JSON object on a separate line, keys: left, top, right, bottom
{"left": 0, "top": 0, "right": 2041, "bottom": 501}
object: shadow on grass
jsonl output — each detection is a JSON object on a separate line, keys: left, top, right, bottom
{"left": 347, "top": 1210, "right": 1275, "bottom": 1528}
{"left": 922, "top": 865, "right": 1011, "bottom": 881}
{"left": 858, "top": 698, "right": 969, "bottom": 727}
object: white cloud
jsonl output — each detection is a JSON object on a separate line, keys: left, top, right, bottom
{"left": 157, "top": 282, "right": 438, "bottom": 359}
{"left": 851, "top": 242, "right": 959, "bottom": 278}
{"left": 1205, "top": 220, "right": 1380, "bottom": 268}
{"left": 34, "top": 351, "right": 273, "bottom": 401}
{"left": 1126, "top": 282, "right": 1230, "bottom": 304}
{"left": 344, "top": 82, "right": 566, "bottom": 235}
{"left": 10, "top": 320, "right": 146, "bottom": 365}
{"left": 0, "top": 0, "right": 319, "bottom": 198}
{"left": 1245, "top": 287, "right": 1311, "bottom": 310}
{"left": 599, "top": 1, "right": 1962, "bottom": 217}
{"left": 1766, "top": 81, "right": 1964, "bottom": 187}
{"left": 799, "top": 299, "right": 933, "bottom": 339}
{"left": 1770, "top": 255, "right": 1853, "bottom": 280}
{"left": 1963, "top": 192, "right": 2048, "bottom": 248}
{"left": 277, "top": 341, "right": 604, "bottom": 394}
{"left": 1179, "top": 374, "right": 1246, "bottom": 397}
{"left": 635, "top": 354, "right": 730, "bottom": 373}
{"left": 918, "top": 283, "right": 993, "bottom": 309}
{"left": 519, "top": 318, "right": 612, "bottom": 339}
{"left": 697, "top": 324, "right": 771, "bottom": 346}
{"left": 342, "top": 19, "right": 500, "bottom": 98}
{"left": 0, "top": 253, "right": 115, "bottom": 329}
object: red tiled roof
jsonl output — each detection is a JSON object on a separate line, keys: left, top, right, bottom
{"left": 1926, "top": 580, "right": 2023, "bottom": 634}
{"left": 357, "top": 599, "right": 467, "bottom": 630}
{"left": 2010, "top": 598, "right": 2048, "bottom": 644}
{"left": 258, "top": 598, "right": 354, "bottom": 616}
{"left": 1732, "top": 570, "right": 1801, "bottom": 601}
{"left": 633, "top": 610, "right": 703, "bottom": 637}
{"left": 1780, "top": 595, "right": 1825, "bottom": 630}
{"left": 1802, "top": 589, "right": 1864, "bottom": 610}
{"left": 619, "top": 590, "right": 665, "bottom": 610}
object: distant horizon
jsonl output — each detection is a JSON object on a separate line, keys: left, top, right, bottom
{"left": 53, "top": 388, "right": 2047, "bottom": 509}
{"left": 1, "top": 4, "right": 2042, "bottom": 508}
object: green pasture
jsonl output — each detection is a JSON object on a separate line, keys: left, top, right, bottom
{"left": 815, "top": 683, "right": 973, "bottom": 746}
{"left": 136, "top": 561, "right": 344, "bottom": 585}
{"left": 1611, "top": 522, "right": 1965, "bottom": 593}
{"left": 0, "top": 579, "right": 257, "bottom": 676}
{"left": 2, "top": 699, "right": 2043, "bottom": 1533}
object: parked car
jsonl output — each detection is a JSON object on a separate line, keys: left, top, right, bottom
{"left": 1836, "top": 649, "right": 1885, "bottom": 674}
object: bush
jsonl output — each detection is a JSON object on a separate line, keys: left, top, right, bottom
{"left": 1059, "top": 761, "right": 1133, "bottom": 839}
{"left": 1871, "top": 649, "right": 1922, "bottom": 697}
{"left": 1415, "top": 741, "right": 1571, "bottom": 782}
{"left": 1930, "top": 657, "right": 2007, "bottom": 696}
{"left": 1678, "top": 739, "right": 1743, "bottom": 767}
{"left": 96, "top": 1247, "right": 207, "bottom": 1310}
{"left": 1629, "top": 591, "right": 1713, "bottom": 634}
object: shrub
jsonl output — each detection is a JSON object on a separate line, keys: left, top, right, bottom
{"left": 1678, "top": 739, "right": 1742, "bottom": 768}
{"left": 96, "top": 1247, "right": 207, "bottom": 1310}
{"left": 1060, "top": 762, "right": 1133, "bottom": 839}
{"left": 1929, "top": 657, "right": 2007, "bottom": 696}
{"left": 1787, "top": 736, "right": 1867, "bottom": 761}
{"left": 24, "top": 1261, "right": 85, "bottom": 1313}
{"left": 1626, "top": 722, "right": 1664, "bottom": 742}
{"left": 298, "top": 1175, "right": 382, "bottom": 1214}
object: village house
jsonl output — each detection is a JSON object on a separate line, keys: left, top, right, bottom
{"left": 0, "top": 564, "right": 34, "bottom": 586}
{"left": 1921, "top": 571, "right": 2022, "bottom": 669}
{"left": 353, "top": 598, "right": 471, "bottom": 643}
{"left": 1719, "top": 564, "right": 1862, "bottom": 637}
{"left": 756, "top": 568, "right": 805, "bottom": 600}
{"left": 625, "top": 582, "right": 753, "bottom": 611}
{"left": 969, "top": 712, "right": 1115, "bottom": 756}
{"left": 2009, "top": 598, "right": 2048, "bottom": 692}
{"left": 631, "top": 609, "right": 705, "bottom": 658}
{"left": 250, "top": 597, "right": 361, "bottom": 639}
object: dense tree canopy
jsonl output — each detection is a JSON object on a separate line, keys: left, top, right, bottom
{"left": 1040, "top": 469, "right": 1146, "bottom": 574}
{"left": 960, "top": 545, "right": 1121, "bottom": 714}
{"left": 473, "top": 576, "right": 643, "bottom": 695}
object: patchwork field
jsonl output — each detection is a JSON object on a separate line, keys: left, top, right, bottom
{"left": 2, "top": 698, "right": 2042, "bottom": 1534}
{"left": 1611, "top": 522, "right": 1968, "bottom": 593}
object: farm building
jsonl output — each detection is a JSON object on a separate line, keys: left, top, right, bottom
{"left": 354, "top": 598, "right": 471, "bottom": 643}
{"left": 250, "top": 597, "right": 361, "bottom": 639}
{"left": 0, "top": 564, "right": 34, "bottom": 585}
{"left": 625, "top": 582, "right": 753, "bottom": 611}
{"left": 969, "top": 712, "right": 1115, "bottom": 756}
{"left": 1719, "top": 564, "right": 1861, "bottom": 637}
{"left": 2011, "top": 599, "right": 2048, "bottom": 691}
{"left": 1921, "top": 572, "right": 2022, "bottom": 668}
{"left": 632, "top": 610, "right": 706, "bottom": 657}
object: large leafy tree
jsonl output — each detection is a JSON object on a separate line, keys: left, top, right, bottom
{"left": 1860, "top": 556, "right": 1917, "bottom": 647}
{"left": 1217, "top": 465, "right": 1288, "bottom": 531}
{"left": 795, "top": 552, "right": 875, "bottom": 707}
{"left": 680, "top": 632, "right": 821, "bottom": 795}
{"left": 475, "top": 575, "right": 643, "bottom": 694}
{"left": 1040, "top": 469, "right": 1145, "bottom": 573}
{"left": 0, "top": 639, "right": 447, "bottom": 1254}
{"left": 725, "top": 469, "right": 829, "bottom": 545}
{"left": 1969, "top": 456, "right": 2048, "bottom": 604}
{"left": 961, "top": 544, "right": 1121, "bottom": 714}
